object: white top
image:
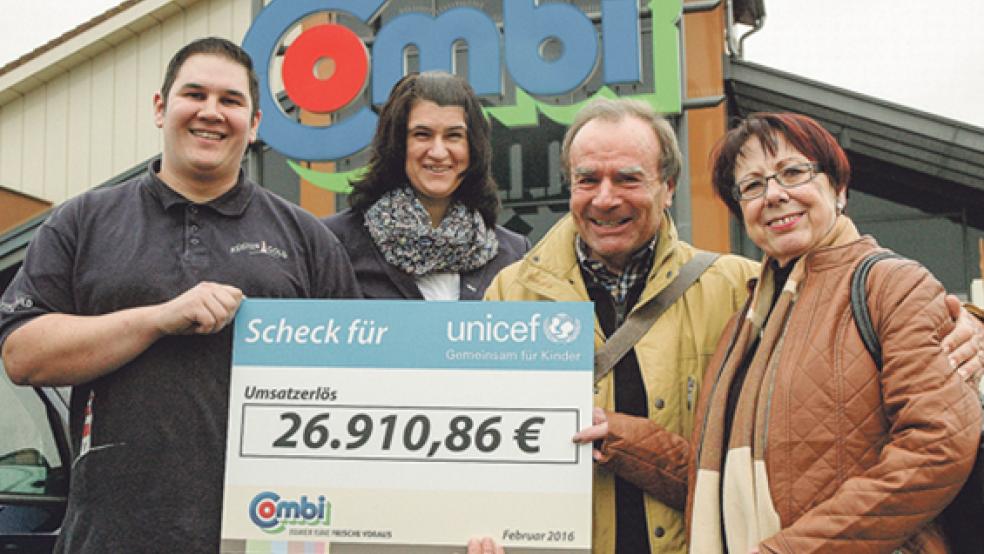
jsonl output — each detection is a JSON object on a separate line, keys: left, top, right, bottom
{"left": 415, "top": 272, "right": 460, "bottom": 301}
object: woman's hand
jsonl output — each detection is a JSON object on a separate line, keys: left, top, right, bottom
{"left": 942, "top": 294, "right": 984, "bottom": 387}
{"left": 572, "top": 407, "right": 609, "bottom": 461}
{"left": 467, "top": 537, "right": 504, "bottom": 554}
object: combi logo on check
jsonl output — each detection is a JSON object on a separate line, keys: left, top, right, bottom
{"left": 249, "top": 491, "right": 331, "bottom": 534}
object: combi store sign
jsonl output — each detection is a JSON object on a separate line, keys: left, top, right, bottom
{"left": 243, "top": 0, "right": 684, "bottom": 190}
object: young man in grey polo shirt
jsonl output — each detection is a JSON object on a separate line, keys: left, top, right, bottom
{"left": 0, "top": 37, "right": 360, "bottom": 553}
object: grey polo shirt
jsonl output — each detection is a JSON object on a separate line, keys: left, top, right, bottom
{"left": 0, "top": 160, "right": 360, "bottom": 553}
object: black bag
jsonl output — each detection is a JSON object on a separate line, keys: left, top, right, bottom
{"left": 851, "top": 250, "right": 984, "bottom": 554}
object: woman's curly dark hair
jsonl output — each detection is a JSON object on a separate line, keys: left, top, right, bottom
{"left": 348, "top": 71, "right": 499, "bottom": 226}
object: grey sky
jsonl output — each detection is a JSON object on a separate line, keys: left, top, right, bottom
{"left": 741, "top": 0, "right": 984, "bottom": 127}
{"left": 0, "top": 0, "right": 120, "bottom": 67}
{"left": 1, "top": 0, "right": 981, "bottom": 127}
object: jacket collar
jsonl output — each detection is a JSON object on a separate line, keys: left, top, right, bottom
{"left": 373, "top": 245, "right": 424, "bottom": 299}
{"left": 355, "top": 208, "right": 498, "bottom": 300}
{"left": 144, "top": 159, "right": 254, "bottom": 217}
{"left": 373, "top": 249, "right": 498, "bottom": 300}
{"left": 354, "top": 209, "right": 424, "bottom": 299}
{"left": 515, "top": 211, "right": 687, "bottom": 304}
{"left": 460, "top": 259, "right": 497, "bottom": 300}
{"left": 798, "top": 217, "right": 872, "bottom": 272}
{"left": 748, "top": 215, "right": 867, "bottom": 329}
{"left": 514, "top": 214, "right": 588, "bottom": 301}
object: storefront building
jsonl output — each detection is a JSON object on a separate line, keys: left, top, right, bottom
{"left": 1, "top": 0, "right": 982, "bottom": 296}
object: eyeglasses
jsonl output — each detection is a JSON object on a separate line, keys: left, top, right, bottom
{"left": 732, "top": 162, "right": 821, "bottom": 201}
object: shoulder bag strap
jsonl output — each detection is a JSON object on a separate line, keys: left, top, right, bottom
{"left": 594, "top": 251, "right": 720, "bottom": 384}
{"left": 851, "top": 249, "right": 984, "bottom": 547}
{"left": 850, "top": 250, "right": 903, "bottom": 369}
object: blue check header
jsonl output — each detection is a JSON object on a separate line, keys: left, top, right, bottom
{"left": 232, "top": 299, "right": 594, "bottom": 371}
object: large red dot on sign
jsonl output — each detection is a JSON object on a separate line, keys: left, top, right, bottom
{"left": 257, "top": 500, "right": 276, "bottom": 520}
{"left": 282, "top": 24, "right": 369, "bottom": 114}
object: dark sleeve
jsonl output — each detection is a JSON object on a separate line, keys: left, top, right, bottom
{"left": 496, "top": 226, "right": 531, "bottom": 262}
{"left": 310, "top": 225, "right": 362, "bottom": 299}
{"left": 0, "top": 205, "right": 79, "bottom": 347}
{"left": 321, "top": 211, "right": 346, "bottom": 239}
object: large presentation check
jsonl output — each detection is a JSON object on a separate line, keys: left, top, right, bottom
{"left": 220, "top": 299, "right": 594, "bottom": 553}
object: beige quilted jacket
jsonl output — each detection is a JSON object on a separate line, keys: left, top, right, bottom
{"left": 486, "top": 213, "right": 758, "bottom": 554}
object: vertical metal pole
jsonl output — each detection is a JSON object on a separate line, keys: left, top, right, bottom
{"left": 509, "top": 144, "right": 524, "bottom": 199}
{"left": 673, "top": 9, "right": 692, "bottom": 243}
{"left": 963, "top": 206, "right": 971, "bottom": 295}
{"left": 547, "top": 141, "right": 562, "bottom": 197}
{"left": 248, "top": 0, "right": 266, "bottom": 185}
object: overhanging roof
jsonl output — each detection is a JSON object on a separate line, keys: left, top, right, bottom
{"left": 0, "top": 211, "right": 48, "bottom": 279}
{"left": 0, "top": 161, "right": 147, "bottom": 282}
{"left": 726, "top": 59, "right": 984, "bottom": 207}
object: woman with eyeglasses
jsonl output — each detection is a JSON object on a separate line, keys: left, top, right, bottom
{"left": 673, "top": 112, "right": 982, "bottom": 553}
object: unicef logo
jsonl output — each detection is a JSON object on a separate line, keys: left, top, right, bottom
{"left": 543, "top": 313, "right": 581, "bottom": 344}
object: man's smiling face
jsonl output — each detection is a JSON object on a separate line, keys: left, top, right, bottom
{"left": 154, "top": 53, "right": 259, "bottom": 189}
{"left": 568, "top": 116, "right": 674, "bottom": 273}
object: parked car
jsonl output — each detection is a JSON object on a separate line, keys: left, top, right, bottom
{"left": 0, "top": 365, "right": 69, "bottom": 553}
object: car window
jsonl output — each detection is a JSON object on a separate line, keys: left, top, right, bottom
{"left": 0, "top": 367, "right": 66, "bottom": 497}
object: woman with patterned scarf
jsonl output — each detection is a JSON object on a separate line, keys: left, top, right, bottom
{"left": 678, "top": 113, "right": 982, "bottom": 553}
{"left": 324, "top": 71, "right": 529, "bottom": 301}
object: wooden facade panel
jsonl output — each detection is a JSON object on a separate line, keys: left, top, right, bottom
{"left": 688, "top": 104, "right": 731, "bottom": 253}
{"left": 184, "top": 1, "right": 210, "bottom": 42}
{"left": 682, "top": 4, "right": 730, "bottom": 251}
{"left": 43, "top": 74, "right": 69, "bottom": 202}
{"left": 683, "top": 8, "right": 725, "bottom": 99}
{"left": 232, "top": 0, "right": 254, "bottom": 43}
{"left": 67, "top": 61, "right": 93, "bottom": 197}
{"left": 159, "top": 8, "right": 186, "bottom": 155}
{"left": 0, "top": 97, "right": 24, "bottom": 192}
{"left": 112, "top": 40, "right": 138, "bottom": 175}
{"left": 89, "top": 52, "right": 116, "bottom": 187}
{"left": 137, "top": 25, "right": 163, "bottom": 164}
{"left": 208, "top": 0, "right": 234, "bottom": 41}
{"left": 161, "top": 8, "right": 187, "bottom": 66}
{"left": 20, "top": 88, "right": 46, "bottom": 199}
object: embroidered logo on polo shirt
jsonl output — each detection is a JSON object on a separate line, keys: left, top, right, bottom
{"left": 230, "top": 241, "right": 289, "bottom": 260}
{"left": 0, "top": 295, "right": 34, "bottom": 313}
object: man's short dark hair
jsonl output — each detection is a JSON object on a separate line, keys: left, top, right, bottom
{"left": 159, "top": 37, "right": 260, "bottom": 118}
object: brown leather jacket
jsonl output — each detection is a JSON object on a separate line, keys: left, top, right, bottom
{"left": 696, "top": 236, "right": 981, "bottom": 553}
{"left": 598, "top": 235, "right": 982, "bottom": 553}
